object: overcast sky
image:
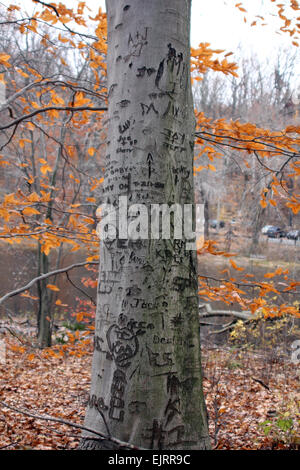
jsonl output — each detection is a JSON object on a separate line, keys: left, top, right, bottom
{"left": 3, "top": 0, "right": 299, "bottom": 61}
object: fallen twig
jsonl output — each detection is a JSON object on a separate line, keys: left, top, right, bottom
{"left": 0, "top": 401, "right": 145, "bottom": 450}
{"left": 251, "top": 377, "right": 270, "bottom": 391}
{"left": 0, "top": 439, "right": 21, "bottom": 450}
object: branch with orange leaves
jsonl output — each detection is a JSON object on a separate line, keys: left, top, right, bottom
{"left": 196, "top": 130, "right": 300, "bottom": 159}
{"left": 195, "top": 117, "right": 300, "bottom": 212}
{"left": 5, "top": 1, "right": 101, "bottom": 42}
{"left": 0, "top": 78, "right": 106, "bottom": 114}
{"left": 191, "top": 43, "right": 238, "bottom": 78}
{"left": 0, "top": 105, "right": 107, "bottom": 132}
{"left": 198, "top": 274, "right": 300, "bottom": 297}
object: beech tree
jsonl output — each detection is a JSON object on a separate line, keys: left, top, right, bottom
{"left": 78, "top": 0, "right": 211, "bottom": 451}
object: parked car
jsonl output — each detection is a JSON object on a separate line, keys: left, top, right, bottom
{"left": 261, "top": 225, "right": 276, "bottom": 234}
{"left": 286, "top": 229, "right": 300, "bottom": 240}
{"left": 265, "top": 226, "right": 286, "bottom": 238}
{"left": 209, "top": 219, "right": 225, "bottom": 229}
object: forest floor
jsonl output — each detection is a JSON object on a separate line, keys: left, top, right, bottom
{"left": 0, "top": 336, "right": 299, "bottom": 450}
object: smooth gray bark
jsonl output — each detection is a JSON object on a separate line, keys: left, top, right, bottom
{"left": 37, "top": 248, "right": 52, "bottom": 348}
{"left": 79, "top": 0, "right": 210, "bottom": 450}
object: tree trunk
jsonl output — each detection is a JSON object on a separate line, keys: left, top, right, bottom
{"left": 79, "top": 0, "right": 210, "bottom": 450}
{"left": 204, "top": 199, "right": 209, "bottom": 240}
{"left": 200, "top": 187, "right": 209, "bottom": 240}
{"left": 249, "top": 204, "right": 266, "bottom": 256}
{"left": 37, "top": 245, "right": 52, "bottom": 348}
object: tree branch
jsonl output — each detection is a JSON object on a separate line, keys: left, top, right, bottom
{"left": 0, "top": 106, "right": 107, "bottom": 131}
{"left": 198, "top": 275, "right": 299, "bottom": 295}
{"left": 31, "top": 0, "right": 98, "bottom": 40}
{"left": 196, "top": 131, "right": 299, "bottom": 158}
{"left": 0, "top": 79, "right": 106, "bottom": 114}
{"left": 199, "top": 310, "right": 252, "bottom": 321}
{"left": 0, "top": 261, "right": 99, "bottom": 306}
{"left": 0, "top": 400, "right": 145, "bottom": 450}
{"left": 65, "top": 271, "right": 96, "bottom": 306}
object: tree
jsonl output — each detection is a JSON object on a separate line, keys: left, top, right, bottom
{"left": 193, "top": 47, "right": 300, "bottom": 255}
{"left": 78, "top": 0, "right": 211, "bottom": 450}
{"left": 0, "top": 7, "right": 106, "bottom": 347}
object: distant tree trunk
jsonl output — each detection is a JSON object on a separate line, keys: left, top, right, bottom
{"left": 36, "top": 122, "right": 66, "bottom": 348}
{"left": 288, "top": 208, "right": 293, "bottom": 227}
{"left": 79, "top": 0, "right": 210, "bottom": 450}
{"left": 249, "top": 203, "right": 266, "bottom": 256}
{"left": 204, "top": 199, "right": 209, "bottom": 239}
{"left": 199, "top": 187, "right": 209, "bottom": 239}
{"left": 37, "top": 245, "right": 52, "bottom": 348}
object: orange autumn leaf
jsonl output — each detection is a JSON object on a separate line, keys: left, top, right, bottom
{"left": 76, "top": 312, "right": 84, "bottom": 322}
{"left": 40, "top": 164, "right": 53, "bottom": 175}
{"left": 88, "top": 147, "right": 96, "bottom": 156}
{"left": 208, "top": 164, "right": 216, "bottom": 171}
{"left": 229, "top": 259, "right": 244, "bottom": 271}
{"left": 0, "top": 53, "right": 11, "bottom": 66}
{"left": 31, "top": 101, "right": 40, "bottom": 109}
{"left": 46, "top": 284, "right": 60, "bottom": 291}
{"left": 55, "top": 299, "right": 68, "bottom": 306}
{"left": 20, "top": 292, "right": 38, "bottom": 300}
{"left": 86, "top": 255, "right": 99, "bottom": 262}
{"left": 27, "top": 177, "right": 35, "bottom": 186}
{"left": 194, "top": 166, "right": 205, "bottom": 172}
{"left": 22, "top": 207, "right": 40, "bottom": 216}
{"left": 260, "top": 199, "right": 267, "bottom": 208}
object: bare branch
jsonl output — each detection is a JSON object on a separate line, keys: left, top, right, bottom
{"left": 0, "top": 439, "right": 21, "bottom": 450}
{"left": 199, "top": 309, "right": 252, "bottom": 321}
{"left": 65, "top": 271, "right": 96, "bottom": 306}
{"left": 0, "top": 261, "right": 99, "bottom": 306}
